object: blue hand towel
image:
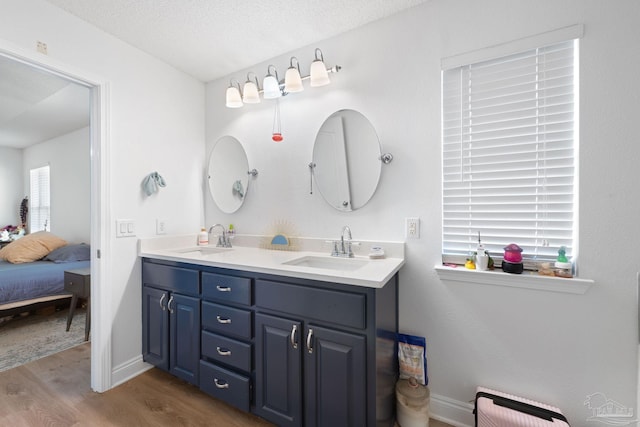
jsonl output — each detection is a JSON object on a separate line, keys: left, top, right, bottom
{"left": 142, "top": 172, "right": 167, "bottom": 196}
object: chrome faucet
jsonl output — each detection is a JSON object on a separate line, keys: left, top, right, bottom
{"left": 331, "top": 225, "right": 355, "bottom": 258}
{"left": 208, "top": 223, "right": 232, "bottom": 248}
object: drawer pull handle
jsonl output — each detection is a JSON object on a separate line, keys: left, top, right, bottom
{"left": 159, "top": 293, "right": 166, "bottom": 311}
{"left": 216, "top": 285, "right": 232, "bottom": 292}
{"left": 290, "top": 324, "right": 298, "bottom": 349}
{"left": 306, "top": 328, "right": 314, "bottom": 354}
{"left": 214, "top": 378, "right": 229, "bottom": 389}
{"left": 216, "top": 347, "right": 231, "bottom": 356}
{"left": 167, "top": 295, "right": 175, "bottom": 314}
{"left": 216, "top": 316, "right": 232, "bottom": 324}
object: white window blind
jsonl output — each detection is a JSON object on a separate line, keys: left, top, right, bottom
{"left": 29, "top": 165, "right": 51, "bottom": 232}
{"left": 442, "top": 39, "right": 578, "bottom": 263}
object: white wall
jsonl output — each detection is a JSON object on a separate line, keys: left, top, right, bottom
{"left": 0, "top": 147, "right": 23, "bottom": 227}
{"left": 23, "top": 126, "right": 90, "bottom": 243}
{"left": 205, "top": 0, "right": 640, "bottom": 424}
{"left": 0, "top": 0, "right": 205, "bottom": 381}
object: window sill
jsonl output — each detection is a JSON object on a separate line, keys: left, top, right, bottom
{"left": 434, "top": 265, "right": 593, "bottom": 295}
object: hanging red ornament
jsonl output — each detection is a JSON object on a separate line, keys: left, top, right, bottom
{"left": 272, "top": 98, "right": 283, "bottom": 142}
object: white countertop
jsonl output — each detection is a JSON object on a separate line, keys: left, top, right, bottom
{"left": 138, "top": 234, "right": 405, "bottom": 288}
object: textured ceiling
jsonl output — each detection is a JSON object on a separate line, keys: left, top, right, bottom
{"left": 1, "top": 0, "right": 429, "bottom": 147}
{"left": 43, "top": 0, "right": 429, "bottom": 82}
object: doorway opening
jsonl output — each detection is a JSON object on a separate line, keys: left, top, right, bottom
{"left": 0, "top": 44, "right": 110, "bottom": 392}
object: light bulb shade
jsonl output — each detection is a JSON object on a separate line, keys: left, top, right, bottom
{"left": 263, "top": 75, "right": 281, "bottom": 99}
{"left": 284, "top": 67, "right": 304, "bottom": 93}
{"left": 310, "top": 60, "right": 330, "bottom": 87}
{"left": 225, "top": 86, "right": 243, "bottom": 108}
{"left": 242, "top": 81, "right": 260, "bottom": 104}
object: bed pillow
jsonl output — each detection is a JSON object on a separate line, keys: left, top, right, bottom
{"left": 0, "top": 231, "right": 67, "bottom": 264}
{"left": 44, "top": 243, "right": 91, "bottom": 263}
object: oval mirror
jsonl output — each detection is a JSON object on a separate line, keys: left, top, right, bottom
{"left": 313, "top": 109, "right": 382, "bottom": 211}
{"left": 208, "top": 136, "right": 250, "bottom": 213}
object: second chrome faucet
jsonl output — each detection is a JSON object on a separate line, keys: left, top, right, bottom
{"left": 331, "top": 225, "right": 357, "bottom": 258}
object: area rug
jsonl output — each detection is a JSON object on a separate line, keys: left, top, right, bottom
{"left": 0, "top": 308, "right": 87, "bottom": 372}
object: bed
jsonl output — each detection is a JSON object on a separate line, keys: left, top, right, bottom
{"left": 0, "top": 232, "right": 90, "bottom": 317}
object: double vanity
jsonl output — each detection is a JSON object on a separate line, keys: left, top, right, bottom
{"left": 139, "top": 234, "right": 404, "bottom": 427}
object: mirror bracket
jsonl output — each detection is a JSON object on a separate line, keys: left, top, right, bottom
{"left": 380, "top": 153, "right": 393, "bottom": 164}
{"left": 247, "top": 168, "right": 259, "bottom": 177}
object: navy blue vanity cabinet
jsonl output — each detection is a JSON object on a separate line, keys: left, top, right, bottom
{"left": 199, "top": 270, "right": 253, "bottom": 413}
{"left": 253, "top": 276, "right": 398, "bottom": 427}
{"left": 142, "top": 259, "right": 201, "bottom": 386}
{"left": 254, "top": 312, "right": 303, "bottom": 427}
{"left": 141, "top": 257, "right": 398, "bottom": 427}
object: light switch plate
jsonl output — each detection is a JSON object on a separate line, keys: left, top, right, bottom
{"left": 116, "top": 219, "right": 136, "bottom": 238}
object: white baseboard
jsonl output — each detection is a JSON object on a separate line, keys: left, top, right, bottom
{"left": 110, "top": 354, "right": 153, "bottom": 389}
{"left": 430, "top": 393, "right": 475, "bottom": 427}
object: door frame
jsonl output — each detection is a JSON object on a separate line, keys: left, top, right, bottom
{"left": 0, "top": 39, "right": 112, "bottom": 392}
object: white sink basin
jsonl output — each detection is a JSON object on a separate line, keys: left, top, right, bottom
{"left": 170, "top": 246, "right": 232, "bottom": 256}
{"left": 283, "top": 256, "right": 368, "bottom": 271}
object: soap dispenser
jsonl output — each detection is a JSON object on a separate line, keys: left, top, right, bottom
{"left": 475, "top": 232, "right": 489, "bottom": 271}
{"left": 198, "top": 227, "right": 208, "bottom": 246}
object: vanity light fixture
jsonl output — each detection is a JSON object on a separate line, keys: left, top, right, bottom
{"left": 284, "top": 57, "right": 304, "bottom": 93}
{"left": 263, "top": 65, "right": 282, "bottom": 99}
{"left": 225, "top": 79, "right": 243, "bottom": 108}
{"left": 224, "top": 48, "right": 341, "bottom": 108}
{"left": 242, "top": 72, "right": 261, "bottom": 104}
{"left": 310, "top": 48, "right": 330, "bottom": 87}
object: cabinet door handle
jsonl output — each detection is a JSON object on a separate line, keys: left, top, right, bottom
{"left": 216, "top": 315, "right": 231, "bottom": 324}
{"left": 216, "top": 347, "right": 231, "bottom": 356}
{"left": 216, "top": 285, "right": 231, "bottom": 292}
{"left": 167, "top": 295, "right": 174, "bottom": 314}
{"left": 290, "top": 324, "right": 298, "bottom": 349}
{"left": 306, "top": 328, "right": 314, "bottom": 354}
{"left": 159, "top": 293, "right": 166, "bottom": 311}
{"left": 213, "top": 378, "right": 229, "bottom": 389}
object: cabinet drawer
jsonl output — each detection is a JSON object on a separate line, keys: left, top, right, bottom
{"left": 199, "top": 360, "right": 250, "bottom": 413}
{"left": 202, "top": 301, "right": 252, "bottom": 339}
{"left": 64, "top": 270, "right": 90, "bottom": 297}
{"left": 202, "top": 330, "right": 252, "bottom": 372}
{"left": 255, "top": 279, "right": 366, "bottom": 329}
{"left": 142, "top": 262, "right": 199, "bottom": 296}
{"left": 202, "top": 272, "right": 252, "bottom": 306}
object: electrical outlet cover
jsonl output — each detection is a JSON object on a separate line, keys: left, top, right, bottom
{"left": 405, "top": 217, "right": 420, "bottom": 239}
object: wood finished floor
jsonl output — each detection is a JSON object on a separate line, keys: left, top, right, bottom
{"left": 0, "top": 343, "right": 453, "bottom": 427}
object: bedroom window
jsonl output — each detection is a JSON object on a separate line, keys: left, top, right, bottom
{"left": 441, "top": 29, "right": 580, "bottom": 268}
{"left": 29, "top": 165, "right": 51, "bottom": 233}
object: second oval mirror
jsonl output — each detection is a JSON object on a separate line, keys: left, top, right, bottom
{"left": 208, "top": 135, "right": 250, "bottom": 213}
{"left": 312, "top": 109, "right": 382, "bottom": 211}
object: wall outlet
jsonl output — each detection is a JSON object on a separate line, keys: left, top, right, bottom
{"left": 405, "top": 217, "right": 420, "bottom": 239}
{"left": 156, "top": 219, "right": 167, "bottom": 235}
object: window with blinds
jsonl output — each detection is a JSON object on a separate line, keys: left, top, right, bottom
{"left": 442, "top": 39, "right": 578, "bottom": 265}
{"left": 29, "top": 165, "right": 51, "bottom": 233}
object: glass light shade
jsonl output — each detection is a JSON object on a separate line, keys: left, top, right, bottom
{"left": 242, "top": 81, "right": 260, "bottom": 104}
{"left": 310, "top": 60, "right": 330, "bottom": 87}
{"left": 225, "top": 86, "right": 243, "bottom": 108}
{"left": 263, "top": 75, "right": 281, "bottom": 99}
{"left": 284, "top": 67, "right": 304, "bottom": 93}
